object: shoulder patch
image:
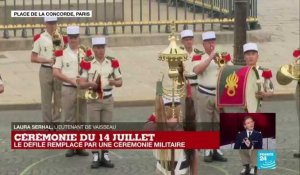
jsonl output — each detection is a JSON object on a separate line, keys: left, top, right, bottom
{"left": 33, "top": 34, "right": 41, "bottom": 42}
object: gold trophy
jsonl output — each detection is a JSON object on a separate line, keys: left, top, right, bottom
{"left": 158, "top": 23, "right": 188, "bottom": 118}
{"left": 52, "top": 27, "right": 65, "bottom": 66}
{"left": 52, "top": 27, "right": 64, "bottom": 52}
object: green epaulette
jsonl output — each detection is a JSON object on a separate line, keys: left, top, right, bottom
{"left": 194, "top": 48, "right": 204, "bottom": 55}
{"left": 84, "top": 56, "right": 94, "bottom": 62}
{"left": 106, "top": 56, "right": 115, "bottom": 60}
{"left": 257, "top": 66, "right": 269, "bottom": 71}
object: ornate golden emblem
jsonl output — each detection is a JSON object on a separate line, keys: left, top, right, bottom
{"left": 225, "top": 71, "right": 239, "bottom": 96}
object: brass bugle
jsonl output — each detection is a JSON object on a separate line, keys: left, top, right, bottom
{"left": 214, "top": 52, "right": 226, "bottom": 68}
{"left": 84, "top": 71, "right": 99, "bottom": 100}
{"left": 84, "top": 89, "right": 99, "bottom": 100}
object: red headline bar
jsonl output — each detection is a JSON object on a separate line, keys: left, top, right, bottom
{"left": 11, "top": 131, "right": 220, "bottom": 149}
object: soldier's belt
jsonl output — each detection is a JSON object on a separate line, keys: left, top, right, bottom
{"left": 103, "top": 88, "right": 113, "bottom": 97}
{"left": 103, "top": 94, "right": 112, "bottom": 99}
{"left": 198, "top": 84, "right": 216, "bottom": 96}
{"left": 185, "top": 75, "right": 197, "bottom": 80}
{"left": 87, "top": 94, "right": 112, "bottom": 101}
{"left": 185, "top": 75, "right": 198, "bottom": 86}
{"left": 186, "top": 79, "right": 198, "bottom": 86}
{"left": 63, "top": 84, "right": 77, "bottom": 88}
{"left": 41, "top": 64, "right": 52, "bottom": 69}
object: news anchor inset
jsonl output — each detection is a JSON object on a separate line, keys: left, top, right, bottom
{"left": 234, "top": 116, "right": 262, "bottom": 175}
{"left": 234, "top": 130, "right": 263, "bottom": 149}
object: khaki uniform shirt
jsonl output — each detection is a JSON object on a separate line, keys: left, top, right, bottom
{"left": 193, "top": 53, "right": 219, "bottom": 88}
{"left": 181, "top": 47, "right": 203, "bottom": 85}
{"left": 32, "top": 31, "right": 56, "bottom": 67}
{"left": 81, "top": 56, "right": 122, "bottom": 97}
{"left": 53, "top": 46, "right": 85, "bottom": 85}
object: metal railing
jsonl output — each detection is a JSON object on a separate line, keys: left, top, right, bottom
{"left": 0, "top": 0, "right": 259, "bottom": 38}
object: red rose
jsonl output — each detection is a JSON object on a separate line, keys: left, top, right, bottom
{"left": 111, "top": 59, "right": 120, "bottom": 68}
{"left": 85, "top": 49, "right": 93, "bottom": 57}
{"left": 192, "top": 54, "right": 201, "bottom": 61}
{"left": 293, "top": 49, "right": 300, "bottom": 58}
{"left": 54, "top": 50, "right": 63, "bottom": 57}
{"left": 262, "top": 70, "right": 272, "bottom": 79}
{"left": 223, "top": 53, "right": 231, "bottom": 62}
{"left": 80, "top": 60, "right": 91, "bottom": 70}
{"left": 147, "top": 114, "right": 156, "bottom": 123}
{"left": 33, "top": 34, "right": 41, "bottom": 42}
{"left": 63, "top": 35, "right": 68, "bottom": 45}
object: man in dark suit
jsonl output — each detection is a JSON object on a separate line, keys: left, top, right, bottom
{"left": 234, "top": 116, "right": 262, "bottom": 175}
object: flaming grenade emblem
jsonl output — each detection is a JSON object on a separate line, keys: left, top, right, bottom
{"left": 225, "top": 71, "right": 239, "bottom": 96}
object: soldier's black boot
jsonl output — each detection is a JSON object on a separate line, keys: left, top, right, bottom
{"left": 204, "top": 150, "right": 213, "bottom": 162}
{"left": 240, "top": 164, "right": 250, "bottom": 175}
{"left": 249, "top": 166, "right": 256, "bottom": 175}
{"left": 91, "top": 151, "right": 100, "bottom": 169}
{"left": 294, "top": 152, "right": 300, "bottom": 158}
{"left": 76, "top": 149, "right": 89, "bottom": 156}
{"left": 99, "top": 150, "right": 114, "bottom": 168}
{"left": 65, "top": 149, "right": 76, "bottom": 157}
{"left": 212, "top": 150, "right": 228, "bottom": 162}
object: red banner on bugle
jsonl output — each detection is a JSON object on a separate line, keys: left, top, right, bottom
{"left": 11, "top": 131, "right": 220, "bottom": 149}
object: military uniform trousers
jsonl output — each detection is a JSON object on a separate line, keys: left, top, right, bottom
{"left": 61, "top": 86, "right": 87, "bottom": 122}
{"left": 239, "top": 149, "right": 257, "bottom": 167}
{"left": 39, "top": 66, "right": 62, "bottom": 122}
{"left": 196, "top": 89, "right": 219, "bottom": 131}
{"left": 87, "top": 96, "right": 114, "bottom": 123}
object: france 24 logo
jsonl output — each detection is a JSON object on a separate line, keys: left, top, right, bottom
{"left": 257, "top": 150, "right": 276, "bottom": 170}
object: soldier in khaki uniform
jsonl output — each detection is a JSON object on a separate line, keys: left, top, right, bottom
{"left": 276, "top": 48, "right": 300, "bottom": 158}
{"left": 294, "top": 48, "right": 300, "bottom": 158}
{"left": 180, "top": 29, "right": 203, "bottom": 120}
{"left": 238, "top": 43, "right": 274, "bottom": 175}
{"left": 0, "top": 74, "right": 4, "bottom": 94}
{"left": 193, "top": 31, "right": 227, "bottom": 162}
{"left": 243, "top": 43, "right": 274, "bottom": 100}
{"left": 79, "top": 37, "right": 122, "bottom": 169}
{"left": 31, "top": 17, "right": 62, "bottom": 123}
{"left": 53, "top": 26, "right": 89, "bottom": 157}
